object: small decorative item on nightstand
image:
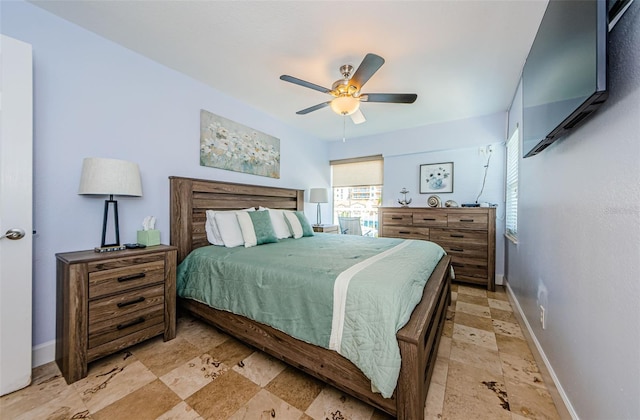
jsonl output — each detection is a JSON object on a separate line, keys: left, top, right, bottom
{"left": 137, "top": 216, "right": 160, "bottom": 246}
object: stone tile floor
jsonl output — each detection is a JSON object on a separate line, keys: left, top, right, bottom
{"left": 0, "top": 284, "right": 562, "bottom": 419}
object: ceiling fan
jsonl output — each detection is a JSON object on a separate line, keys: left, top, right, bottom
{"left": 280, "top": 53, "right": 417, "bottom": 125}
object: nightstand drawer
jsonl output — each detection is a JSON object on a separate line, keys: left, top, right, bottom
{"left": 88, "top": 304, "right": 164, "bottom": 349}
{"left": 89, "top": 260, "right": 165, "bottom": 299}
{"left": 447, "top": 213, "right": 488, "bottom": 229}
{"left": 313, "top": 224, "right": 339, "bottom": 234}
{"left": 89, "top": 283, "right": 165, "bottom": 321}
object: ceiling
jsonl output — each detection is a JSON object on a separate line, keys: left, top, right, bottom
{"left": 30, "top": 0, "right": 548, "bottom": 141}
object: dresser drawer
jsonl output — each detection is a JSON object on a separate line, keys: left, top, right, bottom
{"left": 451, "top": 258, "right": 488, "bottom": 281}
{"left": 383, "top": 226, "right": 429, "bottom": 240}
{"left": 412, "top": 211, "right": 448, "bottom": 227}
{"left": 382, "top": 212, "right": 413, "bottom": 225}
{"left": 89, "top": 260, "right": 165, "bottom": 299}
{"left": 88, "top": 304, "right": 164, "bottom": 349}
{"left": 430, "top": 229, "right": 487, "bottom": 246}
{"left": 89, "top": 283, "right": 165, "bottom": 321}
{"left": 447, "top": 213, "right": 488, "bottom": 229}
{"left": 439, "top": 243, "right": 487, "bottom": 259}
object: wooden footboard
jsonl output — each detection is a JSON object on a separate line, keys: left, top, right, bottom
{"left": 179, "top": 255, "right": 451, "bottom": 418}
{"left": 170, "top": 176, "right": 452, "bottom": 419}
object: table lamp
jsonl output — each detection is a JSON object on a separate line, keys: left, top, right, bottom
{"left": 309, "top": 188, "right": 328, "bottom": 226}
{"left": 78, "top": 158, "right": 142, "bottom": 251}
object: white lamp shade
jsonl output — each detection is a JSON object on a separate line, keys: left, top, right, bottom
{"left": 309, "top": 188, "right": 328, "bottom": 203}
{"left": 78, "top": 157, "right": 142, "bottom": 196}
{"left": 330, "top": 96, "right": 360, "bottom": 116}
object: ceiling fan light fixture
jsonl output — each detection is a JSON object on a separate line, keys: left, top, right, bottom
{"left": 330, "top": 95, "right": 360, "bottom": 116}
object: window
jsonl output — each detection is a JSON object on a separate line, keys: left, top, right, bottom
{"left": 505, "top": 128, "right": 519, "bottom": 241}
{"left": 331, "top": 155, "right": 383, "bottom": 236}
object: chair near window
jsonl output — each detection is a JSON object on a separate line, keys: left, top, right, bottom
{"left": 338, "top": 217, "right": 363, "bottom": 235}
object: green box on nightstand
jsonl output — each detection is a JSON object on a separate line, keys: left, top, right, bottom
{"left": 137, "top": 229, "right": 160, "bottom": 246}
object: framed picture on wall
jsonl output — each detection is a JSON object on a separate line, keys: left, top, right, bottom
{"left": 420, "top": 162, "right": 454, "bottom": 193}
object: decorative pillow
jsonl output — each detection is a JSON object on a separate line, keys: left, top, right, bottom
{"left": 267, "top": 209, "right": 292, "bottom": 239}
{"left": 284, "top": 211, "right": 314, "bottom": 238}
{"left": 237, "top": 210, "right": 278, "bottom": 247}
{"left": 295, "top": 211, "right": 315, "bottom": 237}
{"left": 206, "top": 208, "right": 254, "bottom": 246}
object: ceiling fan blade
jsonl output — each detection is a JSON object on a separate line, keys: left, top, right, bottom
{"left": 280, "top": 75, "right": 331, "bottom": 94}
{"left": 361, "top": 93, "right": 417, "bottom": 104}
{"left": 350, "top": 53, "right": 385, "bottom": 90}
{"left": 296, "top": 101, "right": 330, "bottom": 115}
{"left": 350, "top": 109, "right": 366, "bottom": 125}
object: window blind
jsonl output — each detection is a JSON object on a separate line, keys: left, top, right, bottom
{"left": 331, "top": 155, "right": 383, "bottom": 187}
{"left": 505, "top": 129, "right": 519, "bottom": 239}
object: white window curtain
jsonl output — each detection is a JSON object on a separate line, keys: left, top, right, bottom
{"left": 330, "top": 155, "right": 383, "bottom": 187}
{"left": 505, "top": 129, "right": 519, "bottom": 240}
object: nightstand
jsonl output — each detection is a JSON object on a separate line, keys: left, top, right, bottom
{"left": 55, "top": 244, "right": 177, "bottom": 383}
{"left": 313, "top": 224, "right": 339, "bottom": 234}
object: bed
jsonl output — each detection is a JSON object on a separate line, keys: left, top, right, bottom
{"left": 169, "top": 176, "right": 451, "bottom": 419}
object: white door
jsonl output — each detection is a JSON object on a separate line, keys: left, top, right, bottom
{"left": 0, "top": 35, "right": 34, "bottom": 396}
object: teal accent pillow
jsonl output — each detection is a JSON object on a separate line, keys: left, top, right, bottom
{"left": 294, "top": 211, "right": 315, "bottom": 237}
{"left": 249, "top": 210, "right": 278, "bottom": 245}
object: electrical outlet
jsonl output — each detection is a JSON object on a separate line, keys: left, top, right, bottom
{"left": 540, "top": 305, "right": 546, "bottom": 329}
{"left": 488, "top": 145, "right": 494, "bottom": 153}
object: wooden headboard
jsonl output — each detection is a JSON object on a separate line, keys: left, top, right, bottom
{"left": 169, "top": 176, "right": 304, "bottom": 263}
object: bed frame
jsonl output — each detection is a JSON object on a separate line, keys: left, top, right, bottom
{"left": 169, "top": 176, "right": 451, "bottom": 419}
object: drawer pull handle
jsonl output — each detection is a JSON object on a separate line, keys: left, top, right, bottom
{"left": 117, "top": 296, "right": 146, "bottom": 308}
{"left": 391, "top": 217, "right": 403, "bottom": 220}
{"left": 460, "top": 219, "right": 474, "bottom": 222}
{"left": 117, "top": 273, "right": 146, "bottom": 282}
{"left": 422, "top": 218, "right": 436, "bottom": 221}
{"left": 451, "top": 248, "right": 464, "bottom": 252}
{"left": 450, "top": 234, "right": 464, "bottom": 238}
{"left": 116, "top": 317, "right": 145, "bottom": 330}
{"left": 399, "top": 231, "right": 411, "bottom": 234}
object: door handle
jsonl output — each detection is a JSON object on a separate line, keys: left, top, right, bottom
{"left": 1, "top": 228, "right": 25, "bottom": 240}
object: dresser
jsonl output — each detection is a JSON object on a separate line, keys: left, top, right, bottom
{"left": 378, "top": 207, "right": 496, "bottom": 291}
{"left": 56, "top": 245, "right": 177, "bottom": 383}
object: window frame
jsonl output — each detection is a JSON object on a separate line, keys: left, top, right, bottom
{"left": 505, "top": 128, "right": 519, "bottom": 243}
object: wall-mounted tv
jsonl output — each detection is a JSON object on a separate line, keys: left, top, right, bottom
{"left": 522, "top": 0, "right": 608, "bottom": 158}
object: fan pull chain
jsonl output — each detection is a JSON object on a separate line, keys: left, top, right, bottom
{"left": 342, "top": 116, "right": 347, "bottom": 142}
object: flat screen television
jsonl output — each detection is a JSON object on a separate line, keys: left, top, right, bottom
{"left": 522, "top": 0, "right": 609, "bottom": 158}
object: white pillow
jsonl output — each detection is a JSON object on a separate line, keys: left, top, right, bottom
{"left": 283, "top": 211, "right": 303, "bottom": 239}
{"left": 206, "top": 208, "right": 254, "bottom": 246}
{"left": 267, "top": 209, "right": 292, "bottom": 239}
{"left": 236, "top": 212, "right": 258, "bottom": 247}
{"left": 214, "top": 212, "right": 245, "bottom": 248}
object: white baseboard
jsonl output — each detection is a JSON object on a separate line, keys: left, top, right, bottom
{"left": 505, "top": 282, "right": 579, "bottom": 420}
{"left": 32, "top": 340, "right": 55, "bottom": 368}
{"left": 495, "top": 274, "right": 504, "bottom": 285}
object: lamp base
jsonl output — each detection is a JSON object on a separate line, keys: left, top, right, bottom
{"left": 94, "top": 245, "right": 126, "bottom": 253}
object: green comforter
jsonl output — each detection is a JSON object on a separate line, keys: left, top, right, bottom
{"left": 177, "top": 234, "right": 444, "bottom": 397}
